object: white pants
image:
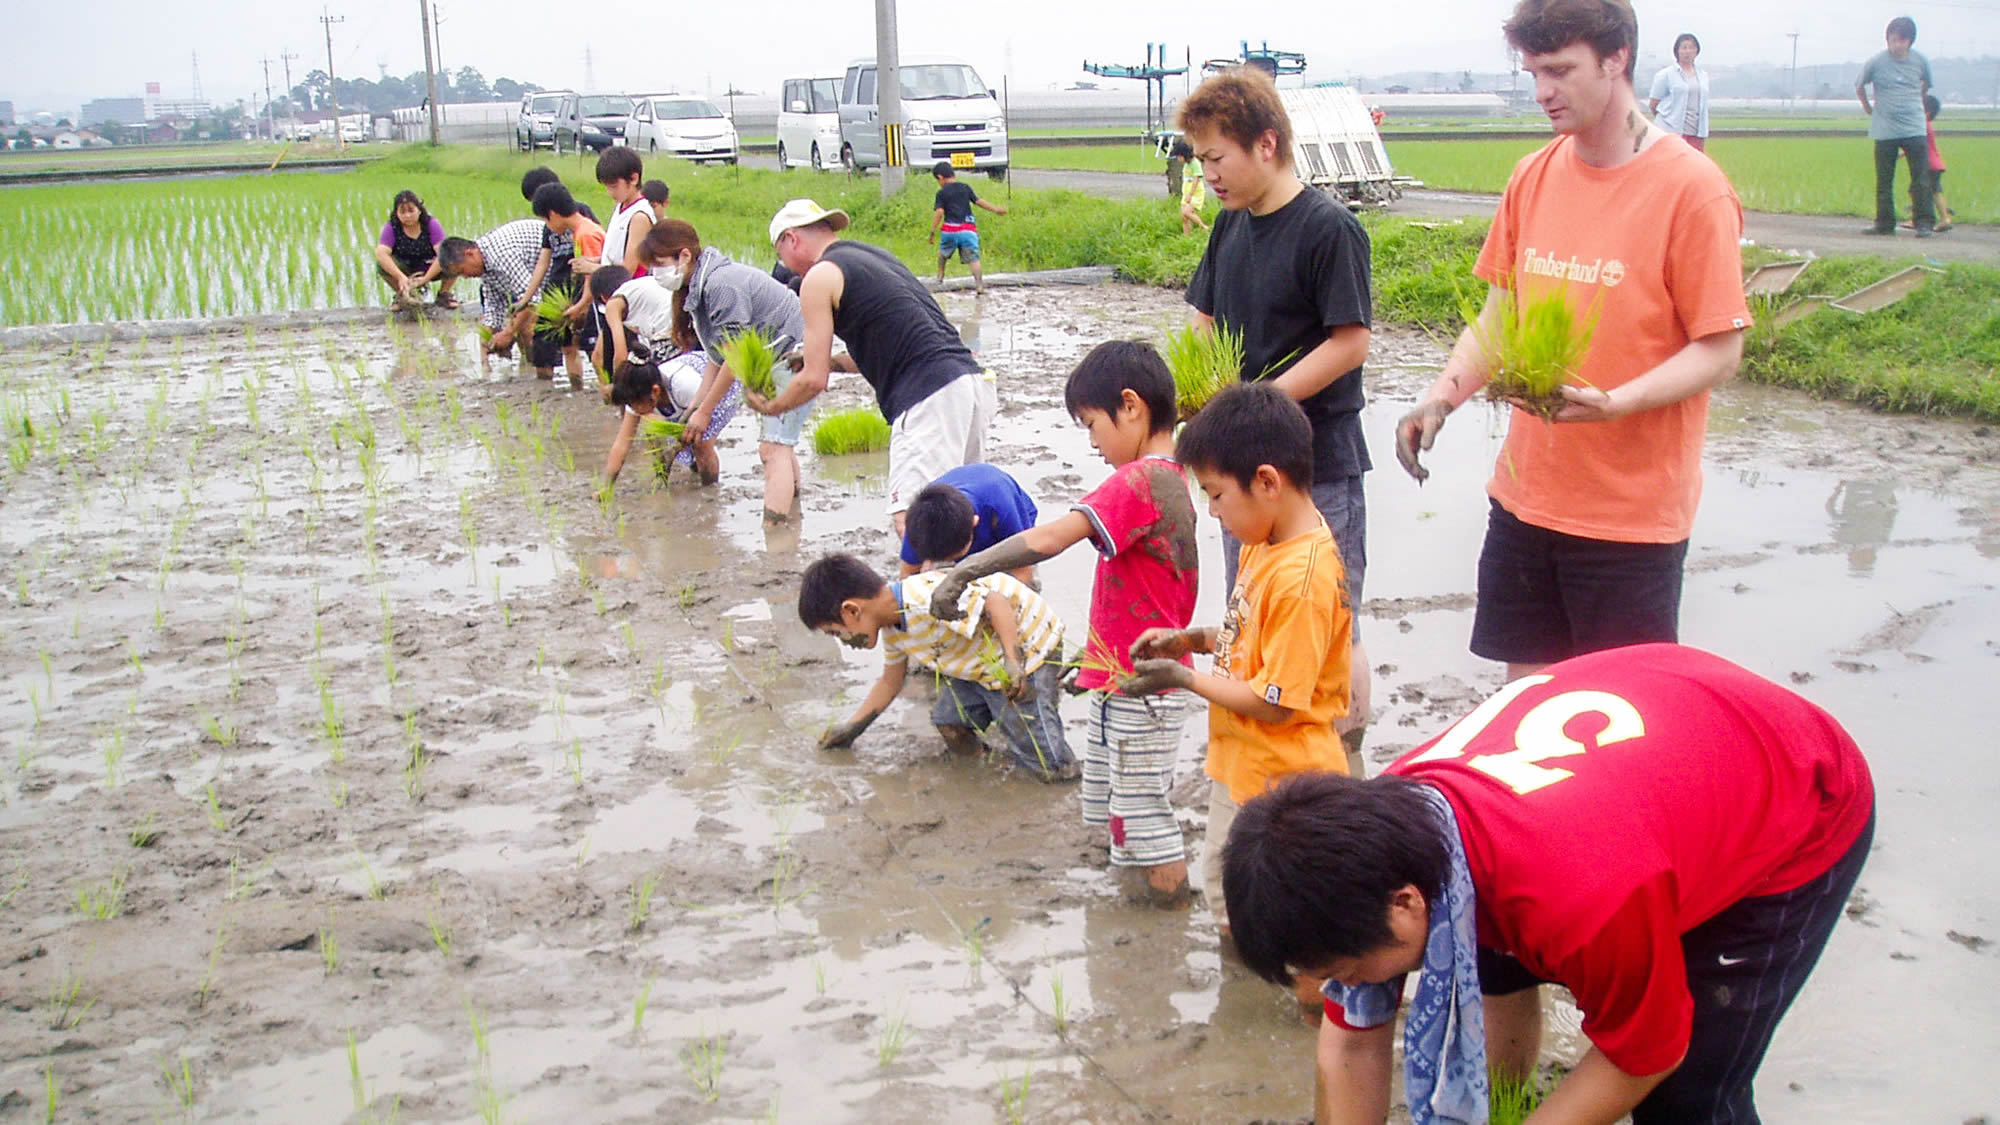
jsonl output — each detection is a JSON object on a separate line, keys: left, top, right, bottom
{"left": 886, "top": 372, "right": 997, "bottom": 515}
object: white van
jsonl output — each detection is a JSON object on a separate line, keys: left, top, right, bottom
{"left": 837, "top": 56, "right": 1007, "bottom": 178}
{"left": 776, "top": 75, "right": 843, "bottom": 171}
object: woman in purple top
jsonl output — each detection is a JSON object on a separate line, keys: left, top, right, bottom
{"left": 372, "top": 189, "right": 458, "bottom": 309}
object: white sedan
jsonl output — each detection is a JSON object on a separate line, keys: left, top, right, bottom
{"left": 627, "top": 95, "right": 739, "bottom": 165}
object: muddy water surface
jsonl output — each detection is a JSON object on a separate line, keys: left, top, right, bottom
{"left": 1, "top": 287, "right": 1995, "bottom": 1123}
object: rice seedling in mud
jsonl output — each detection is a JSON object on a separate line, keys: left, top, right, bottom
{"left": 1, "top": 869, "right": 26, "bottom": 910}
{"left": 46, "top": 963, "right": 97, "bottom": 1030}
{"left": 630, "top": 975, "right": 657, "bottom": 1034}
{"left": 875, "top": 1001, "right": 913, "bottom": 1067}
{"left": 810, "top": 406, "right": 892, "bottom": 456}
{"left": 160, "top": 1054, "right": 197, "bottom": 1117}
{"left": 1048, "top": 965, "right": 1071, "bottom": 1035}
{"left": 195, "top": 913, "right": 234, "bottom": 1007}
{"left": 1161, "top": 321, "right": 1245, "bottom": 421}
{"left": 998, "top": 1066, "right": 1033, "bottom": 1125}
{"left": 73, "top": 870, "right": 128, "bottom": 920}
{"left": 347, "top": 1029, "right": 404, "bottom": 1124}
{"left": 426, "top": 898, "right": 454, "bottom": 957}
{"left": 1459, "top": 284, "right": 1598, "bottom": 422}
{"left": 464, "top": 1004, "right": 509, "bottom": 1123}
{"left": 320, "top": 909, "right": 342, "bottom": 976}
{"left": 43, "top": 1062, "right": 56, "bottom": 1124}
{"left": 717, "top": 327, "right": 782, "bottom": 397}
{"left": 627, "top": 872, "right": 661, "bottom": 931}
{"left": 682, "top": 1026, "right": 727, "bottom": 1103}
{"left": 129, "top": 813, "right": 160, "bottom": 849}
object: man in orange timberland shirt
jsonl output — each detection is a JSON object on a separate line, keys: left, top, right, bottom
{"left": 1394, "top": 0, "right": 1751, "bottom": 685}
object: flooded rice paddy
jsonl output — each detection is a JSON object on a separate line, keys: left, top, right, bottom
{"left": 1, "top": 284, "right": 1996, "bottom": 1122}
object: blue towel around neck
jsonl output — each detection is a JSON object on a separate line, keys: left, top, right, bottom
{"left": 1325, "top": 786, "right": 1489, "bottom": 1125}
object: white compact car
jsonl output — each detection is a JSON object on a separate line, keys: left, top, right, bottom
{"left": 627, "top": 95, "right": 739, "bottom": 165}
{"left": 776, "top": 75, "right": 843, "bottom": 171}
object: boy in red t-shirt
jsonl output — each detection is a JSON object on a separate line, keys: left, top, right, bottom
{"left": 932, "top": 342, "right": 1200, "bottom": 904}
{"left": 1222, "top": 644, "right": 1874, "bottom": 1125}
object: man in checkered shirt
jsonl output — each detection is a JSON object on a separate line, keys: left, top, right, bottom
{"left": 439, "top": 219, "right": 546, "bottom": 359}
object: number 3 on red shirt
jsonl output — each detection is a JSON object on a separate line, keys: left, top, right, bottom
{"left": 1407, "top": 675, "right": 1647, "bottom": 795}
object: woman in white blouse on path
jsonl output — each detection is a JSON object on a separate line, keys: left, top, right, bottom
{"left": 1648, "top": 33, "right": 1711, "bottom": 151}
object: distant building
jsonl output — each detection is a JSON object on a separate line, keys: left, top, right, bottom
{"left": 81, "top": 97, "right": 146, "bottom": 126}
{"left": 146, "top": 96, "right": 210, "bottom": 120}
{"left": 0, "top": 101, "right": 14, "bottom": 126}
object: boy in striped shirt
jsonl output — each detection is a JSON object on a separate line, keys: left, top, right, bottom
{"left": 799, "top": 553, "right": 1076, "bottom": 782}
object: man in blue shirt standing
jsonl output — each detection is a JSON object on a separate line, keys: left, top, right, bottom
{"left": 1856, "top": 15, "right": 1935, "bottom": 237}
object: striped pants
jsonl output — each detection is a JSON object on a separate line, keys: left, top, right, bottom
{"left": 1081, "top": 691, "right": 1190, "bottom": 867}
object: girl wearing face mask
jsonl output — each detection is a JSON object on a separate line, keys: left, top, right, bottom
{"left": 639, "top": 220, "right": 815, "bottom": 522}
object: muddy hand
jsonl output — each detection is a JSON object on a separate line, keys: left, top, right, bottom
{"left": 1121, "top": 659, "right": 1192, "bottom": 695}
{"left": 1002, "top": 656, "right": 1032, "bottom": 702}
{"left": 1130, "top": 627, "right": 1192, "bottom": 661}
{"left": 818, "top": 717, "right": 871, "bottom": 750}
{"left": 928, "top": 572, "right": 972, "bottom": 620}
{"left": 1552, "top": 383, "right": 1619, "bottom": 423}
{"left": 1394, "top": 399, "right": 1450, "bottom": 483}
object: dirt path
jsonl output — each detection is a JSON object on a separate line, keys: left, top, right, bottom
{"left": 2, "top": 289, "right": 1996, "bottom": 1123}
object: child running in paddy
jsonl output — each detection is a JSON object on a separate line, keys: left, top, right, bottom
{"left": 898, "top": 463, "right": 1040, "bottom": 585}
{"left": 1119, "top": 384, "right": 1350, "bottom": 935}
{"left": 599, "top": 348, "right": 735, "bottom": 487}
{"left": 932, "top": 341, "right": 1201, "bottom": 904}
{"left": 799, "top": 553, "right": 1078, "bottom": 783}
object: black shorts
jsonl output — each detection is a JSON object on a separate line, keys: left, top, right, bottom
{"left": 1479, "top": 810, "right": 1874, "bottom": 1124}
{"left": 1470, "top": 499, "right": 1687, "bottom": 666}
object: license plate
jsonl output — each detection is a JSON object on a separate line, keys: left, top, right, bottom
{"left": 949, "top": 151, "right": 975, "bottom": 169}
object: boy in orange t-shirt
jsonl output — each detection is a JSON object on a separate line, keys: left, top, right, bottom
{"left": 1123, "top": 384, "right": 1350, "bottom": 937}
{"left": 1393, "top": 0, "right": 1750, "bottom": 684}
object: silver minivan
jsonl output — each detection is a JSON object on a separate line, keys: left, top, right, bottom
{"left": 837, "top": 56, "right": 1007, "bottom": 178}
{"left": 776, "top": 75, "right": 843, "bottom": 171}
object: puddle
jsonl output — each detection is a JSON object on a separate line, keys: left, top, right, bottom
{"left": 1, "top": 288, "right": 1995, "bottom": 1123}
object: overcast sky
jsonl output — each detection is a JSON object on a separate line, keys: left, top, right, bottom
{"left": 5, "top": 0, "right": 1996, "bottom": 114}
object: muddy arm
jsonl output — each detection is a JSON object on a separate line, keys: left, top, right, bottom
{"left": 824, "top": 658, "right": 907, "bottom": 748}
{"left": 930, "top": 514, "right": 1089, "bottom": 620}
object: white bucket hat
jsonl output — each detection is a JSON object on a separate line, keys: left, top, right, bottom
{"left": 768, "top": 199, "right": 851, "bottom": 245}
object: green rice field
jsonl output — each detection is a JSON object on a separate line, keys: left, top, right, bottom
{"left": 1011, "top": 134, "right": 2000, "bottom": 225}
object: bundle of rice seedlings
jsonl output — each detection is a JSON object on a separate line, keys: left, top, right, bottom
{"left": 531, "top": 287, "right": 573, "bottom": 338}
{"left": 1463, "top": 285, "right": 1598, "bottom": 422}
{"left": 811, "top": 407, "right": 892, "bottom": 456}
{"left": 1162, "top": 322, "right": 1245, "bottom": 421}
{"left": 719, "top": 328, "right": 780, "bottom": 398}
{"left": 639, "top": 417, "right": 686, "bottom": 444}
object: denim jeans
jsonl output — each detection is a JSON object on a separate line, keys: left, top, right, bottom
{"left": 1873, "top": 136, "right": 1934, "bottom": 231}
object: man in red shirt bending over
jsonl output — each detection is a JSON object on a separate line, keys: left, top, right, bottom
{"left": 1222, "top": 644, "right": 1874, "bottom": 1125}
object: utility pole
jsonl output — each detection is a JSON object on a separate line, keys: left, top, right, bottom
{"left": 874, "top": 0, "right": 904, "bottom": 195}
{"left": 320, "top": 8, "right": 346, "bottom": 147}
{"left": 418, "top": 0, "right": 440, "bottom": 144}
{"left": 261, "top": 57, "right": 276, "bottom": 140}
{"left": 1787, "top": 32, "right": 1800, "bottom": 115}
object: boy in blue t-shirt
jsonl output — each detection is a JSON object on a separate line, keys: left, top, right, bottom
{"left": 929, "top": 162, "right": 1008, "bottom": 295}
{"left": 899, "top": 462, "right": 1039, "bottom": 585}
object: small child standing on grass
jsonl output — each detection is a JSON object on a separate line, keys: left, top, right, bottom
{"left": 932, "top": 341, "right": 1201, "bottom": 904}
{"left": 929, "top": 161, "right": 1008, "bottom": 295}
{"left": 1121, "top": 384, "right": 1350, "bottom": 941}
{"left": 1908, "top": 94, "right": 1953, "bottom": 232}
{"left": 898, "top": 463, "right": 1040, "bottom": 584}
{"left": 799, "top": 553, "right": 1077, "bottom": 783}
